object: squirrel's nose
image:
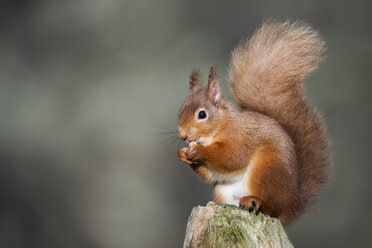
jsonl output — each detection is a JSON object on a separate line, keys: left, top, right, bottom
{"left": 179, "top": 134, "right": 188, "bottom": 141}
{"left": 179, "top": 132, "right": 188, "bottom": 141}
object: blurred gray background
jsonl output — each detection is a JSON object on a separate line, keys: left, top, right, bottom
{"left": 1, "top": 0, "right": 371, "bottom": 247}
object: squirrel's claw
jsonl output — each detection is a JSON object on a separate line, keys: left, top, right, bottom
{"left": 239, "top": 196, "right": 263, "bottom": 215}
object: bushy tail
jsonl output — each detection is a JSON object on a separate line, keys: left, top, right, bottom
{"left": 229, "top": 21, "right": 331, "bottom": 212}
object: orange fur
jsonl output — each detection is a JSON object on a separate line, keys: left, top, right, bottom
{"left": 190, "top": 164, "right": 211, "bottom": 182}
{"left": 248, "top": 143, "right": 300, "bottom": 225}
{"left": 213, "top": 185, "right": 225, "bottom": 203}
{"left": 229, "top": 21, "right": 331, "bottom": 211}
{"left": 177, "top": 21, "right": 331, "bottom": 226}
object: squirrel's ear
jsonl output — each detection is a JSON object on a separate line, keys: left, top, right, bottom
{"left": 189, "top": 69, "right": 202, "bottom": 94}
{"left": 207, "top": 64, "right": 223, "bottom": 106}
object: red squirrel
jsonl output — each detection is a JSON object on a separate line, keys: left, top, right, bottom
{"left": 177, "top": 21, "right": 331, "bottom": 226}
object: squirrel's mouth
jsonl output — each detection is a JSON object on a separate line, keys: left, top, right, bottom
{"left": 186, "top": 136, "right": 201, "bottom": 144}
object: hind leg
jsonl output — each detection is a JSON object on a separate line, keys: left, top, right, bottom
{"left": 239, "top": 196, "right": 263, "bottom": 214}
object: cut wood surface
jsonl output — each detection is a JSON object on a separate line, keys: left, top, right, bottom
{"left": 183, "top": 202, "right": 293, "bottom": 248}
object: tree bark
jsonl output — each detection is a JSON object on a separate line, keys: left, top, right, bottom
{"left": 183, "top": 202, "right": 293, "bottom": 248}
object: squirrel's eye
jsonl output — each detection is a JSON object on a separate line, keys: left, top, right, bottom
{"left": 198, "top": 110, "right": 207, "bottom": 119}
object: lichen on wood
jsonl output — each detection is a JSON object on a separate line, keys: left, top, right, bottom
{"left": 183, "top": 202, "right": 293, "bottom": 248}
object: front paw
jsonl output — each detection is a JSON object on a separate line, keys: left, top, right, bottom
{"left": 186, "top": 141, "right": 202, "bottom": 161}
{"left": 177, "top": 147, "right": 194, "bottom": 165}
{"left": 177, "top": 142, "right": 202, "bottom": 165}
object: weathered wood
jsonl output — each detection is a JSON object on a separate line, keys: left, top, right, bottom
{"left": 183, "top": 202, "right": 293, "bottom": 248}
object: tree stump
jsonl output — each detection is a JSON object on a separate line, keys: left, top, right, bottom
{"left": 183, "top": 202, "right": 293, "bottom": 248}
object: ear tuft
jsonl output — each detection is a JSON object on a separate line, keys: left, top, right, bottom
{"left": 189, "top": 69, "right": 202, "bottom": 94}
{"left": 207, "top": 64, "right": 223, "bottom": 106}
{"left": 208, "top": 64, "right": 218, "bottom": 84}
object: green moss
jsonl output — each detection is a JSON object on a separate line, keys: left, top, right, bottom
{"left": 188, "top": 202, "right": 293, "bottom": 248}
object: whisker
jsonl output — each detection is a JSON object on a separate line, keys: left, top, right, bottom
{"left": 152, "top": 131, "right": 178, "bottom": 136}
{"left": 176, "top": 138, "right": 184, "bottom": 148}
{"left": 171, "top": 136, "right": 180, "bottom": 146}
{"left": 154, "top": 135, "right": 178, "bottom": 147}
{"left": 167, "top": 136, "right": 179, "bottom": 152}
{"left": 155, "top": 125, "right": 177, "bottom": 131}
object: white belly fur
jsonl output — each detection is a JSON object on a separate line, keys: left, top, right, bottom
{"left": 213, "top": 156, "right": 256, "bottom": 206}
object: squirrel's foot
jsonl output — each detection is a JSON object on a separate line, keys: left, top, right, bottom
{"left": 239, "top": 196, "right": 263, "bottom": 215}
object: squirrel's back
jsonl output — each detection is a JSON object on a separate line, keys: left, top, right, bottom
{"left": 229, "top": 21, "right": 331, "bottom": 214}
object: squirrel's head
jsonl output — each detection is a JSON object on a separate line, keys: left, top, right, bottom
{"left": 178, "top": 65, "right": 227, "bottom": 146}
